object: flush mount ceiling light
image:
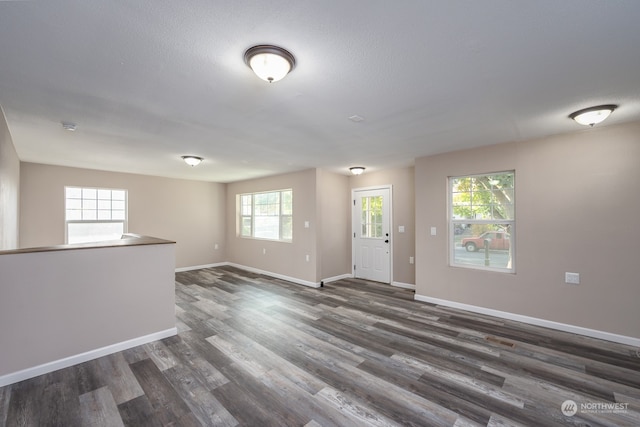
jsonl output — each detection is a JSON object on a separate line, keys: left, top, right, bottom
{"left": 182, "top": 156, "right": 203, "bottom": 166}
{"left": 569, "top": 104, "right": 617, "bottom": 127}
{"left": 244, "top": 45, "right": 296, "bottom": 83}
{"left": 350, "top": 166, "right": 366, "bottom": 175}
{"left": 61, "top": 121, "right": 77, "bottom": 131}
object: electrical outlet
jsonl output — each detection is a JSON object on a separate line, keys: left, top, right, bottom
{"left": 430, "top": 227, "right": 437, "bottom": 236}
{"left": 262, "top": 248, "right": 266, "bottom": 255}
{"left": 305, "top": 254, "right": 310, "bottom": 262}
{"left": 214, "top": 243, "right": 219, "bottom": 250}
{"left": 565, "top": 272, "right": 580, "bottom": 285}
{"left": 409, "top": 256, "right": 414, "bottom": 264}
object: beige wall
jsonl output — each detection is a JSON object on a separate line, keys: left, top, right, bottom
{"left": 19, "top": 163, "right": 226, "bottom": 268}
{"left": 415, "top": 120, "right": 640, "bottom": 338}
{"left": 0, "top": 240, "right": 175, "bottom": 382}
{"left": 316, "top": 169, "right": 351, "bottom": 281}
{"left": 0, "top": 107, "right": 20, "bottom": 250}
{"left": 350, "top": 166, "right": 416, "bottom": 285}
{"left": 226, "top": 169, "right": 319, "bottom": 283}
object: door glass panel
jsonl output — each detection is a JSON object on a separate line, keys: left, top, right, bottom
{"left": 361, "top": 196, "right": 383, "bottom": 238}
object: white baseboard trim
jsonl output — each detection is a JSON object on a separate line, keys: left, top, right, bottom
{"left": 322, "top": 273, "right": 352, "bottom": 284}
{"left": 175, "top": 262, "right": 227, "bottom": 272}
{"left": 176, "top": 263, "right": 353, "bottom": 288}
{"left": 227, "top": 263, "right": 321, "bottom": 288}
{"left": 414, "top": 294, "right": 640, "bottom": 347}
{"left": 392, "top": 281, "right": 416, "bottom": 290}
{"left": 0, "top": 327, "right": 177, "bottom": 388}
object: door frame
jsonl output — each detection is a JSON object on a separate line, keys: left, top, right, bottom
{"left": 351, "top": 185, "right": 393, "bottom": 283}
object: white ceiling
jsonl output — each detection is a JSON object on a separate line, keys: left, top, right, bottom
{"left": 1, "top": 1, "right": 639, "bottom": 183}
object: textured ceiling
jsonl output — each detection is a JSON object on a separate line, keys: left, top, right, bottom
{"left": 1, "top": 1, "right": 639, "bottom": 182}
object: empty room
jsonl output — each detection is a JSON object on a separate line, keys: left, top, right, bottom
{"left": 1, "top": 1, "right": 639, "bottom": 426}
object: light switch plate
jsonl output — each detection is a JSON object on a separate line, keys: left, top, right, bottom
{"left": 565, "top": 272, "right": 580, "bottom": 284}
{"left": 430, "top": 227, "right": 437, "bottom": 236}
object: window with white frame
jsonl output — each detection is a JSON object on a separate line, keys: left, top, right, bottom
{"left": 450, "top": 171, "right": 514, "bottom": 272}
{"left": 239, "top": 189, "right": 292, "bottom": 241}
{"left": 65, "top": 187, "right": 127, "bottom": 244}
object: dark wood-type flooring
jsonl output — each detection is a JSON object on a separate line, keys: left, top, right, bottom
{"left": 1, "top": 266, "right": 639, "bottom": 426}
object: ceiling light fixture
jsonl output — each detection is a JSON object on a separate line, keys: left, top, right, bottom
{"left": 350, "top": 166, "right": 365, "bottom": 175}
{"left": 182, "top": 156, "right": 203, "bottom": 166}
{"left": 61, "top": 121, "right": 77, "bottom": 131}
{"left": 244, "top": 45, "right": 296, "bottom": 83}
{"left": 569, "top": 104, "right": 617, "bottom": 127}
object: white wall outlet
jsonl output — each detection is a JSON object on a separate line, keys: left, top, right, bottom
{"left": 430, "top": 227, "right": 437, "bottom": 236}
{"left": 409, "top": 256, "right": 414, "bottom": 264}
{"left": 214, "top": 243, "right": 219, "bottom": 250}
{"left": 262, "top": 248, "right": 266, "bottom": 255}
{"left": 565, "top": 272, "right": 580, "bottom": 285}
{"left": 304, "top": 221, "right": 310, "bottom": 228}
{"left": 398, "top": 225, "right": 405, "bottom": 233}
{"left": 305, "top": 254, "right": 310, "bottom": 262}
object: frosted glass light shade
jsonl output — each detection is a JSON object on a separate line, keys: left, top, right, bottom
{"left": 350, "top": 166, "right": 365, "bottom": 175}
{"left": 244, "top": 45, "right": 296, "bottom": 83}
{"left": 182, "top": 156, "right": 203, "bottom": 166}
{"left": 249, "top": 53, "right": 291, "bottom": 82}
{"left": 569, "top": 105, "right": 617, "bottom": 126}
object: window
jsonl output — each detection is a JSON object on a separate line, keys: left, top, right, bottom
{"left": 238, "top": 189, "right": 292, "bottom": 241}
{"left": 65, "top": 187, "right": 127, "bottom": 244}
{"left": 450, "top": 171, "right": 514, "bottom": 272}
{"left": 361, "top": 196, "right": 383, "bottom": 238}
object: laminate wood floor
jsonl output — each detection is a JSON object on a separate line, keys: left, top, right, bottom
{"left": 1, "top": 266, "right": 639, "bottom": 426}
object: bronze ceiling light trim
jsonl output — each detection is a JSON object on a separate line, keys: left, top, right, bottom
{"left": 569, "top": 104, "right": 617, "bottom": 127}
{"left": 182, "top": 156, "right": 203, "bottom": 166}
{"left": 244, "top": 45, "right": 296, "bottom": 83}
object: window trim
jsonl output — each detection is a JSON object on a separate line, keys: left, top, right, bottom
{"left": 237, "top": 188, "right": 293, "bottom": 242}
{"left": 448, "top": 171, "right": 515, "bottom": 273}
{"left": 64, "top": 186, "right": 128, "bottom": 244}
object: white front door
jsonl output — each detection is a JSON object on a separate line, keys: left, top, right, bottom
{"left": 352, "top": 187, "right": 391, "bottom": 283}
